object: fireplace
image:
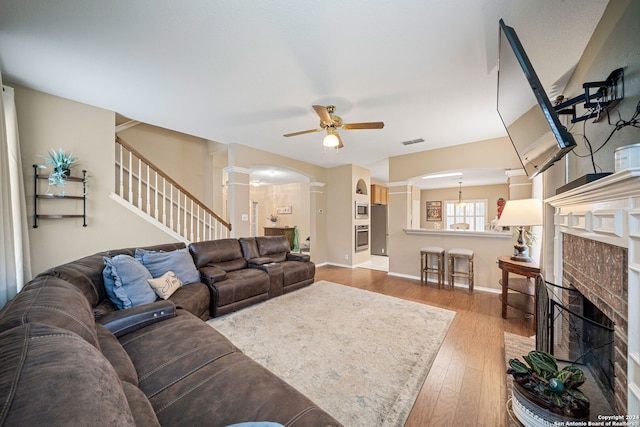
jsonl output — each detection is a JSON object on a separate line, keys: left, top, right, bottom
{"left": 546, "top": 169, "right": 640, "bottom": 416}
{"left": 562, "top": 234, "right": 627, "bottom": 413}
{"left": 537, "top": 274, "right": 616, "bottom": 409}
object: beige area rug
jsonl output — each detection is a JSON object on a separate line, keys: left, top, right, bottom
{"left": 208, "top": 281, "right": 456, "bottom": 427}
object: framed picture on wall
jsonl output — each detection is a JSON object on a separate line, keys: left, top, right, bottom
{"left": 426, "top": 201, "right": 442, "bottom": 221}
{"left": 276, "top": 206, "right": 292, "bottom": 215}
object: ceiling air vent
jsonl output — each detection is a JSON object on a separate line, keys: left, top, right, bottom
{"left": 401, "top": 138, "right": 425, "bottom": 146}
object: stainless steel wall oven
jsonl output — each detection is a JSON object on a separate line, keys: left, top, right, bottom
{"left": 355, "top": 225, "right": 369, "bottom": 252}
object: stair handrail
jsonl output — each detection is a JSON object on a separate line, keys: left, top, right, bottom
{"left": 115, "top": 135, "right": 231, "bottom": 232}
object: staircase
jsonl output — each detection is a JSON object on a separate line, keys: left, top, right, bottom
{"left": 111, "top": 136, "right": 231, "bottom": 244}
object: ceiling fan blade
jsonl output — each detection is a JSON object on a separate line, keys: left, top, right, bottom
{"left": 283, "top": 128, "right": 321, "bottom": 137}
{"left": 312, "top": 105, "right": 333, "bottom": 125}
{"left": 342, "top": 121, "right": 385, "bottom": 130}
{"left": 336, "top": 133, "right": 344, "bottom": 149}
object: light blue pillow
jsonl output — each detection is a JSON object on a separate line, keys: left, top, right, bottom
{"left": 135, "top": 247, "right": 200, "bottom": 284}
{"left": 103, "top": 255, "right": 157, "bottom": 309}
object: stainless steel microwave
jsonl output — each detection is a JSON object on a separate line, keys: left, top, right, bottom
{"left": 355, "top": 201, "right": 369, "bottom": 219}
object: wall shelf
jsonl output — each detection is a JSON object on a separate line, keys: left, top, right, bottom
{"left": 33, "top": 164, "right": 87, "bottom": 228}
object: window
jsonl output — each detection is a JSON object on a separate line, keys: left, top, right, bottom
{"left": 444, "top": 199, "right": 487, "bottom": 231}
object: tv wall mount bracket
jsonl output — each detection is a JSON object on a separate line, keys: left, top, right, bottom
{"left": 554, "top": 68, "right": 624, "bottom": 123}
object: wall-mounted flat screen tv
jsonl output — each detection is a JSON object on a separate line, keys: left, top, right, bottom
{"left": 497, "top": 19, "right": 576, "bottom": 178}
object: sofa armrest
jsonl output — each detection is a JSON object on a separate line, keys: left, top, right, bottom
{"left": 287, "top": 253, "right": 311, "bottom": 262}
{"left": 248, "top": 257, "right": 274, "bottom": 266}
{"left": 97, "top": 300, "right": 176, "bottom": 337}
{"left": 199, "top": 265, "right": 227, "bottom": 286}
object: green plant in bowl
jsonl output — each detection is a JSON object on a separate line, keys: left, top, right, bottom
{"left": 43, "top": 148, "right": 77, "bottom": 186}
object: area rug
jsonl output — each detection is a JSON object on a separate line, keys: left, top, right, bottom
{"left": 208, "top": 280, "right": 456, "bottom": 426}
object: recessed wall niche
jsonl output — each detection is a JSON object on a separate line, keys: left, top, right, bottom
{"left": 355, "top": 179, "right": 368, "bottom": 195}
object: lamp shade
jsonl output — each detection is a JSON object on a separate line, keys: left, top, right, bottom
{"left": 497, "top": 198, "right": 543, "bottom": 227}
{"left": 323, "top": 133, "right": 339, "bottom": 147}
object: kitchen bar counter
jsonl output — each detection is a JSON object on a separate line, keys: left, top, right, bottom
{"left": 397, "top": 228, "right": 515, "bottom": 292}
{"left": 404, "top": 228, "right": 513, "bottom": 238}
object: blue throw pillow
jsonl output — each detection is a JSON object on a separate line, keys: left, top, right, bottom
{"left": 135, "top": 247, "right": 200, "bottom": 284}
{"left": 103, "top": 255, "right": 157, "bottom": 309}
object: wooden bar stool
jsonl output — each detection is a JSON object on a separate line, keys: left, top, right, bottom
{"left": 447, "top": 248, "right": 474, "bottom": 293}
{"left": 420, "top": 246, "right": 445, "bottom": 288}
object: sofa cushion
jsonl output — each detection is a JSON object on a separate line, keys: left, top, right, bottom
{"left": 108, "top": 242, "right": 187, "bottom": 258}
{"left": 148, "top": 271, "right": 183, "bottom": 299}
{"left": 36, "top": 252, "right": 110, "bottom": 307}
{"left": 96, "top": 323, "right": 139, "bottom": 385}
{"left": 0, "top": 323, "right": 137, "bottom": 426}
{"left": 282, "top": 261, "right": 316, "bottom": 288}
{"left": 121, "top": 381, "right": 162, "bottom": 427}
{"left": 189, "top": 238, "right": 248, "bottom": 272}
{"left": 135, "top": 247, "right": 200, "bottom": 284}
{"left": 216, "top": 269, "right": 270, "bottom": 307}
{"left": 0, "top": 275, "right": 99, "bottom": 348}
{"left": 255, "top": 236, "right": 289, "bottom": 262}
{"left": 118, "top": 309, "right": 339, "bottom": 427}
{"left": 167, "top": 282, "right": 211, "bottom": 320}
{"left": 103, "top": 255, "right": 157, "bottom": 310}
{"left": 239, "top": 237, "right": 260, "bottom": 260}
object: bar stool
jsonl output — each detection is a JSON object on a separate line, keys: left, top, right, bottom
{"left": 420, "top": 246, "right": 445, "bottom": 288}
{"left": 447, "top": 248, "right": 474, "bottom": 293}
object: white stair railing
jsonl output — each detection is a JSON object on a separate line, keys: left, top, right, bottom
{"left": 114, "top": 136, "right": 231, "bottom": 243}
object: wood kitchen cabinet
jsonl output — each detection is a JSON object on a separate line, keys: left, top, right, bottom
{"left": 370, "top": 184, "right": 388, "bottom": 205}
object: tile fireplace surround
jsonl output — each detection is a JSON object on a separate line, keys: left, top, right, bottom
{"left": 546, "top": 168, "right": 640, "bottom": 416}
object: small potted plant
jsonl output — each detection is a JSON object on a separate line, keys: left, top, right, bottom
{"left": 508, "top": 350, "right": 589, "bottom": 420}
{"left": 43, "top": 148, "right": 77, "bottom": 186}
{"left": 268, "top": 214, "right": 279, "bottom": 226}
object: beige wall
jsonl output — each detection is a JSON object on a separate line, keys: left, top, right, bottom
{"left": 389, "top": 136, "right": 522, "bottom": 182}
{"left": 352, "top": 165, "right": 371, "bottom": 266}
{"left": 387, "top": 137, "right": 524, "bottom": 289}
{"left": 15, "top": 86, "right": 177, "bottom": 275}
{"left": 564, "top": 0, "right": 640, "bottom": 182}
{"left": 250, "top": 182, "right": 310, "bottom": 243}
{"left": 226, "top": 143, "right": 328, "bottom": 263}
{"left": 419, "top": 183, "right": 509, "bottom": 229}
{"left": 541, "top": 0, "right": 639, "bottom": 276}
{"left": 325, "top": 165, "right": 354, "bottom": 266}
{"left": 117, "top": 123, "right": 210, "bottom": 204}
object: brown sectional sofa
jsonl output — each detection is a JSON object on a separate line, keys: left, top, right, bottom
{"left": 189, "top": 236, "right": 315, "bottom": 317}
{"left": 0, "top": 237, "right": 339, "bottom": 426}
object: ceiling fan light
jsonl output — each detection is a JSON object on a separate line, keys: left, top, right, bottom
{"left": 323, "top": 133, "right": 340, "bottom": 148}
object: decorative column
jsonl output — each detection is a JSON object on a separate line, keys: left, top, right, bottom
{"left": 309, "top": 181, "right": 326, "bottom": 262}
{"left": 224, "top": 166, "right": 251, "bottom": 238}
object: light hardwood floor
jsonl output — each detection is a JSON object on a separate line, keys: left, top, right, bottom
{"left": 315, "top": 264, "right": 535, "bottom": 427}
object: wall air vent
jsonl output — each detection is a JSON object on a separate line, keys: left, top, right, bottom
{"left": 401, "top": 138, "right": 425, "bottom": 146}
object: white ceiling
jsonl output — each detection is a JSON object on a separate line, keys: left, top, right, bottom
{"left": 0, "top": 0, "right": 609, "bottom": 187}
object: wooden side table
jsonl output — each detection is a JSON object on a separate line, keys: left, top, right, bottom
{"left": 497, "top": 256, "right": 540, "bottom": 319}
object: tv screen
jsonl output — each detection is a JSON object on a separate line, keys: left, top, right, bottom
{"left": 497, "top": 19, "right": 576, "bottom": 178}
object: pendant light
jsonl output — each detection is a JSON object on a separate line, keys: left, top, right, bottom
{"left": 455, "top": 181, "right": 466, "bottom": 208}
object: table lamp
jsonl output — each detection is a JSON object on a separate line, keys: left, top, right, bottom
{"left": 497, "top": 198, "right": 543, "bottom": 262}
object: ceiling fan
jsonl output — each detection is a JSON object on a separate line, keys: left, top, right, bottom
{"left": 283, "top": 105, "right": 384, "bottom": 149}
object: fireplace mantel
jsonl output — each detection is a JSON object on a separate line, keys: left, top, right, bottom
{"left": 546, "top": 167, "right": 640, "bottom": 415}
